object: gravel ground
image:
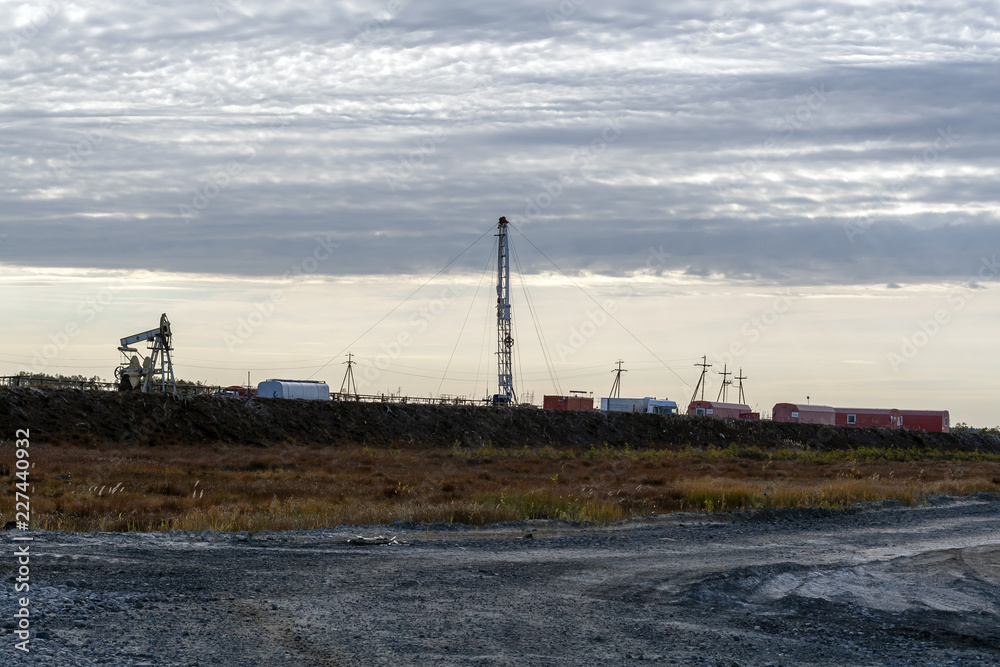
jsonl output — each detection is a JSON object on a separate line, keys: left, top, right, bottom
{"left": 3, "top": 495, "right": 999, "bottom": 666}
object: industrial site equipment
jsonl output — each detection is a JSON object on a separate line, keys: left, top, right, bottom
{"left": 257, "top": 380, "right": 330, "bottom": 400}
{"left": 772, "top": 404, "right": 950, "bottom": 432}
{"left": 494, "top": 217, "right": 516, "bottom": 405}
{"left": 687, "top": 401, "right": 757, "bottom": 420}
{"left": 601, "top": 397, "right": 678, "bottom": 414}
{"left": 115, "top": 313, "right": 176, "bottom": 393}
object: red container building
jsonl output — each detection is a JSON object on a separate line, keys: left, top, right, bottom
{"left": 773, "top": 404, "right": 950, "bottom": 433}
{"left": 833, "top": 408, "right": 949, "bottom": 433}
{"left": 892, "top": 409, "right": 950, "bottom": 433}
{"left": 687, "top": 401, "right": 753, "bottom": 419}
{"left": 772, "top": 403, "right": 836, "bottom": 425}
{"left": 543, "top": 395, "right": 594, "bottom": 411}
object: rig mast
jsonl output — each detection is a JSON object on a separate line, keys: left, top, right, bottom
{"left": 495, "top": 217, "right": 516, "bottom": 404}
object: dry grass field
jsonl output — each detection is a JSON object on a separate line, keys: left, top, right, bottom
{"left": 5, "top": 442, "right": 1000, "bottom": 532}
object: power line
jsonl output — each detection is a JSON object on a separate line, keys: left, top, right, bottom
{"left": 508, "top": 224, "right": 694, "bottom": 393}
{"left": 306, "top": 224, "right": 496, "bottom": 381}
{"left": 511, "top": 240, "right": 561, "bottom": 395}
{"left": 436, "top": 240, "right": 494, "bottom": 396}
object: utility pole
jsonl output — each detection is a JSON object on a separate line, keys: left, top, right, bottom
{"left": 690, "top": 355, "right": 712, "bottom": 403}
{"left": 716, "top": 363, "right": 732, "bottom": 402}
{"left": 340, "top": 352, "right": 359, "bottom": 399}
{"left": 735, "top": 368, "right": 748, "bottom": 404}
{"left": 609, "top": 360, "right": 627, "bottom": 398}
{"left": 495, "top": 217, "right": 516, "bottom": 405}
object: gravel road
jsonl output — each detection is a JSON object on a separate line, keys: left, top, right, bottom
{"left": 4, "top": 495, "right": 999, "bottom": 666}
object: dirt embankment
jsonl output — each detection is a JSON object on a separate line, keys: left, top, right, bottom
{"left": 2, "top": 387, "right": 998, "bottom": 453}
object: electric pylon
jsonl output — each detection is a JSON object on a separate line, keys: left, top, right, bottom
{"left": 340, "top": 352, "right": 359, "bottom": 399}
{"left": 690, "top": 355, "right": 712, "bottom": 403}
{"left": 716, "top": 363, "right": 732, "bottom": 402}
{"left": 609, "top": 360, "right": 627, "bottom": 398}
{"left": 735, "top": 368, "right": 748, "bottom": 404}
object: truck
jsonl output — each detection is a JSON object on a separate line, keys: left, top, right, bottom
{"left": 600, "top": 397, "right": 678, "bottom": 415}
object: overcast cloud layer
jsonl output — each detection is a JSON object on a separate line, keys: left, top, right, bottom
{"left": 1, "top": 0, "right": 998, "bottom": 285}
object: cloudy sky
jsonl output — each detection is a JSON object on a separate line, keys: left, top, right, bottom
{"left": 1, "top": 0, "right": 998, "bottom": 424}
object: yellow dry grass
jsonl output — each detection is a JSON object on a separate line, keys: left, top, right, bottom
{"left": 3, "top": 443, "right": 997, "bottom": 532}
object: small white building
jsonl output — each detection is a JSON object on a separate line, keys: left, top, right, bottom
{"left": 256, "top": 380, "right": 330, "bottom": 401}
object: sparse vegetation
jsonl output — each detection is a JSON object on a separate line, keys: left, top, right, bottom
{"left": 4, "top": 443, "right": 998, "bottom": 532}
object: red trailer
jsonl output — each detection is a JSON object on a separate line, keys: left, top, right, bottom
{"left": 688, "top": 401, "right": 752, "bottom": 419}
{"left": 543, "top": 395, "right": 594, "bottom": 411}
{"left": 772, "top": 403, "right": 836, "bottom": 425}
{"left": 833, "top": 408, "right": 893, "bottom": 429}
{"left": 894, "top": 410, "right": 950, "bottom": 433}
{"left": 832, "top": 408, "right": 950, "bottom": 433}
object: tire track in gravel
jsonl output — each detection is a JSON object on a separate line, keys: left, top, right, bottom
{"left": 232, "top": 599, "right": 342, "bottom": 667}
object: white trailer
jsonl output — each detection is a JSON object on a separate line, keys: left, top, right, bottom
{"left": 601, "top": 397, "right": 651, "bottom": 413}
{"left": 600, "top": 397, "right": 678, "bottom": 414}
{"left": 256, "top": 380, "right": 330, "bottom": 400}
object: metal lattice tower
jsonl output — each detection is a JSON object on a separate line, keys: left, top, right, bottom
{"left": 340, "top": 352, "right": 359, "bottom": 399}
{"left": 495, "top": 217, "right": 516, "bottom": 404}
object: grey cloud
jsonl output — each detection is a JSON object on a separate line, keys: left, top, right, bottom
{"left": 1, "top": 1, "right": 998, "bottom": 286}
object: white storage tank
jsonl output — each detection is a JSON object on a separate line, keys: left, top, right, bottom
{"left": 256, "top": 379, "right": 330, "bottom": 401}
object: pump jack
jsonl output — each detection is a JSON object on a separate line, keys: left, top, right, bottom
{"left": 115, "top": 313, "right": 177, "bottom": 393}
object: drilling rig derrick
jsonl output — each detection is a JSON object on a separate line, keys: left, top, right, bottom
{"left": 494, "top": 217, "right": 516, "bottom": 405}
